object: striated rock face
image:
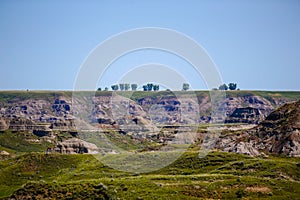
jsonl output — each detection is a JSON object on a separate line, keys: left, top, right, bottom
{"left": 225, "top": 141, "right": 261, "bottom": 156}
{"left": 137, "top": 95, "right": 200, "bottom": 125}
{"left": 137, "top": 95, "right": 284, "bottom": 124}
{"left": 87, "top": 94, "right": 157, "bottom": 133}
{"left": 0, "top": 92, "right": 299, "bottom": 154}
{"left": 216, "top": 133, "right": 262, "bottom": 156}
{"left": 222, "top": 95, "right": 275, "bottom": 122}
{"left": 225, "top": 107, "right": 263, "bottom": 124}
{"left": 0, "top": 92, "right": 296, "bottom": 134}
{"left": 0, "top": 91, "right": 299, "bottom": 155}
{"left": 216, "top": 100, "right": 300, "bottom": 157}
{"left": 252, "top": 100, "right": 300, "bottom": 156}
{"left": 51, "top": 138, "right": 98, "bottom": 154}
{"left": 0, "top": 116, "right": 51, "bottom": 133}
{"left": 0, "top": 97, "right": 76, "bottom": 133}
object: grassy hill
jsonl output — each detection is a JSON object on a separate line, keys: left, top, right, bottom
{"left": 1, "top": 151, "right": 300, "bottom": 199}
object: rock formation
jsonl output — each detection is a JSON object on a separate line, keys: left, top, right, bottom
{"left": 225, "top": 107, "right": 263, "bottom": 124}
{"left": 51, "top": 138, "right": 98, "bottom": 154}
{"left": 0, "top": 92, "right": 295, "bottom": 134}
{"left": 216, "top": 100, "right": 300, "bottom": 157}
{"left": 0, "top": 91, "right": 299, "bottom": 155}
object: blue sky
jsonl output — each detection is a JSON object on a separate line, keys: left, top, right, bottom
{"left": 0, "top": 0, "right": 299, "bottom": 91}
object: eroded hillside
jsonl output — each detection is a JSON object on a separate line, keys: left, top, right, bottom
{"left": 1, "top": 91, "right": 300, "bottom": 199}
{"left": 0, "top": 91, "right": 298, "bottom": 131}
{"left": 0, "top": 90, "right": 299, "bottom": 155}
{"left": 216, "top": 100, "right": 300, "bottom": 157}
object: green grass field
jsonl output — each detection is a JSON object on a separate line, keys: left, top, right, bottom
{"left": 1, "top": 150, "right": 299, "bottom": 199}
{"left": 0, "top": 131, "right": 51, "bottom": 154}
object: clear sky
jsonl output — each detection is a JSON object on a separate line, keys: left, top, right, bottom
{"left": 0, "top": 0, "right": 299, "bottom": 91}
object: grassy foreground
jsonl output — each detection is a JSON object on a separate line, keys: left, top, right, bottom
{"left": 0, "top": 150, "right": 300, "bottom": 199}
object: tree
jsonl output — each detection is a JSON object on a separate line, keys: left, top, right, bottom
{"left": 228, "top": 83, "right": 237, "bottom": 90}
{"left": 142, "top": 85, "right": 148, "bottom": 91}
{"left": 153, "top": 85, "right": 159, "bottom": 91}
{"left": 119, "top": 83, "right": 125, "bottom": 91}
{"left": 104, "top": 87, "right": 108, "bottom": 91}
{"left": 146, "top": 83, "right": 153, "bottom": 91}
{"left": 97, "top": 87, "right": 102, "bottom": 91}
{"left": 131, "top": 84, "right": 138, "bottom": 91}
{"left": 124, "top": 83, "right": 130, "bottom": 91}
{"left": 111, "top": 85, "right": 119, "bottom": 91}
{"left": 182, "top": 83, "right": 189, "bottom": 91}
{"left": 218, "top": 84, "right": 228, "bottom": 90}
